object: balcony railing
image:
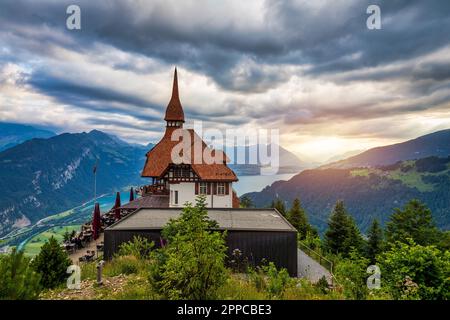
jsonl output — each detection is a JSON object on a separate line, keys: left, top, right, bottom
{"left": 138, "top": 184, "right": 169, "bottom": 196}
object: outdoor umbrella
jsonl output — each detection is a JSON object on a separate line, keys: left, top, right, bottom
{"left": 129, "top": 187, "right": 135, "bottom": 202}
{"left": 114, "top": 191, "right": 121, "bottom": 220}
{"left": 92, "top": 202, "right": 101, "bottom": 240}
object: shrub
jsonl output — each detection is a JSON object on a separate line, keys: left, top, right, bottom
{"left": 149, "top": 196, "right": 228, "bottom": 300}
{"left": 335, "top": 250, "right": 370, "bottom": 300}
{"left": 118, "top": 236, "right": 154, "bottom": 260}
{"left": 315, "top": 276, "right": 330, "bottom": 294}
{"left": 377, "top": 239, "right": 450, "bottom": 300}
{"left": 104, "top": 256, "right": 141, "bottom": 277}
{"left": 0, "top": 248, "right": 42, "bottom": 299}
{"left": 248, "top": 262, "right": 291, "bottom": 298}
{"left": 32, "top": 236, "right": 72, "bottom": 289}
{"left": 228, "top": 248, "right": 249, "bottom": 273}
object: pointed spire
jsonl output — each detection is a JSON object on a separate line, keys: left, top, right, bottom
{"left": 172, "top": 67, "right": 179, "bottom": 100}
{"left": 164, "top": 67, "right": 185, "bottom": 123}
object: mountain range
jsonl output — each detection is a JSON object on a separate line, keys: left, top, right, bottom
{"left": 0, "top": 122, "right": 305, "bottom": 237}
{"left": 0, "top": 129, "right": 149, "bottom": 236}
{"left": 0, "top": 123, "right": 55, "bottom": 151}
{"left": 228, "top": 144, "right": 309, "bottom": 175}
{"left": 322, "top": 129, "right": 450, "bottom": 169}
{"left": 245, "top": 130, "right": 450, "bottom": 233}
{"left": 1, "top": 122, "right": 449, "bottom": 237}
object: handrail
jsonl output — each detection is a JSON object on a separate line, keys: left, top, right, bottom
{"left": 298, "top": 241, "right": 341, "bottom": 288}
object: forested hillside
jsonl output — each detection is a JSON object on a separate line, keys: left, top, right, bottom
{"left": 245, "top": 157, "right": 450, "bottom": 232}
{"left": 0, "top": 130, "right": 149, "bottom": 236}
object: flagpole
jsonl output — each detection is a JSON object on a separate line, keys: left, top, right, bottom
{"left": 94, "top": 170, "right": 97, "bottom": 203}
{"left": 93, "top": 159, "right": 98, "bottom": 204}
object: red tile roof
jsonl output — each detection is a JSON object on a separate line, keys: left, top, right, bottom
{"left": 164, "top": 68, "right": 184, "bottom": 122}
{"left": 142, "top": 68, "right": 238, "bottom": 182}
{"left": 142, "top": 128, "right": 238, "bottom": 181}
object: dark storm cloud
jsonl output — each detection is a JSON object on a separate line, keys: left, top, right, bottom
{"left": 26, "top": 69, "right": 165, "bottom": 123}
{"left": 1, "top": 0, "right": 449, "bottom": 93}
{"left": 1, "top": 0, "right": 450, "bottom": 142}
{"left": 29, "top": 70, "right": 152, "bottom": 110}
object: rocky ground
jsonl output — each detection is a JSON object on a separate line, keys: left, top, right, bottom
{"left": 40, "top": 274, "right": 147, "bottom": 300}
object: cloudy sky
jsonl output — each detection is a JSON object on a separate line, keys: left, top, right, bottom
{"left": 0, "top": 0, "right": 449, "bottom": 162}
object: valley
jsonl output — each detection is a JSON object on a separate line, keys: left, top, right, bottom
{"left": 0, "top": 191, "right": 125, "bottom": 255}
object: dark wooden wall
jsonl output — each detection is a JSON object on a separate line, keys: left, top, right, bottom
{"left": 226, "top": 231, "right": 298, "bottom": 277}
{"left": 104, "top": 229, "right": 298, "bottom": 277}
{"left": 104, "top": 229, "right": 162, "bottom": 260}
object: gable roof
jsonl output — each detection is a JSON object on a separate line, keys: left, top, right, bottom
{"left": 141, "top": 128, "right": 238, "bottom": 181}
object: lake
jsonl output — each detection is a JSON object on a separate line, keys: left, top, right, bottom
{"left": 234, "top": 173, "right": 297, "bottom": 196}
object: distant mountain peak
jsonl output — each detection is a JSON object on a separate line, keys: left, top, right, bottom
{"left": 322, "top": 129, "right": 450, "bottom": 169}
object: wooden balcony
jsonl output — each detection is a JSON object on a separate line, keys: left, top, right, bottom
{"left": 139, "top": 183, "right": 169, "bottom": 196}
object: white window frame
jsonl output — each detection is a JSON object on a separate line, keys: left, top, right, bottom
{"left": 217, "top": 182, "right": 226, "bottom": 195}
{"left": 199, "top": 182, "right": 207, "bottom": 195}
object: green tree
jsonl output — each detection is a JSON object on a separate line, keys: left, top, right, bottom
{"left": 288, "top": 198, "right": 311, "bottom": 240}
{"left": 0, "top": 248, "right": 42, "bottom": 299}
{"left": 149, "top": 196, "right": 228, "bottom": 300}
{"left": 385, "top": 199, "right": 440, "bottom": 246}
{"left": 438, "top": 231, "right": 450, "bottom": 251}
{"left": 366, "top": 219, "right": 383, "bottom": 264}
{"left": 271, "top": 198, "right": 287, "bottom": 217}
{"left": 31, "top": 236, "right": 72, "bottom": 289}
{"left": 63, "top": 230, "right": 71, "bottom": 242}
{"left": 377, "top": 240, "right": 450, "bottom": 300}
{"left": 324, "top": 200, "right": 363, "bottom": 257}
{"left": 240, "top": 195, "right": 254, "bottom": 208}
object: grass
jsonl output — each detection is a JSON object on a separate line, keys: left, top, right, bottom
{"left": 387, "top": 169, "right": 435, "bottom": 192}
{"left": 350, "top": 165, "right": 437, "bottom": 192}
{"left": 23, "top": 225, "right": 80, "bottom": 257}
{"left": 350, "top": 168, "right": 371, "bottom": 177}
{"left": 44, "top": 257, "right": 345, "bottom": 300}
{"left": 39, "top": 209, "right": 74, "bottom": 223}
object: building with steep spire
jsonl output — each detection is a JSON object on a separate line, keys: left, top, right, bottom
{"left": 138, "top": 68, "right": 239, "bottom": 208}
{"left": 106, "top": 68, "right": 298, "bottom": 276}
